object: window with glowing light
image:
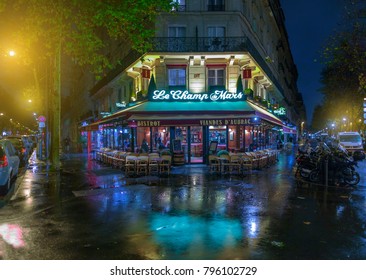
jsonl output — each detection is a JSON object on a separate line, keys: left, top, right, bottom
{"left": 168, "top": 68, "right": 186, "bottom": 86}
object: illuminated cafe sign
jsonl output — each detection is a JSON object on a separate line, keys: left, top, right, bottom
{"left": 129, "top": 118, "right": 253, "bottom": 127}
{"left": 273, "top": 107, "right": 286, "bottom": 116}
{"left": 199, "top": 118, "right": 252, "bottom": 126}
{"left": 150, "top": 90, "right": 244, "bottom": 102}
{"left": 116, "top": 102, "right": 126, "bottom": 108}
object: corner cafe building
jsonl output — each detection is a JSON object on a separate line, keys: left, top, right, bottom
{"left": 84, "top": 88, "right": 286, "bottom": 164}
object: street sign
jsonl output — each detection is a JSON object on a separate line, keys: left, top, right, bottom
{"left": 38, "top": 115, "right": 46, "bottom": 122}
{"left": 39, "top": 121, "right": 45, "bottom": 128}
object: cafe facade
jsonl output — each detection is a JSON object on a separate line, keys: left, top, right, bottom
{"left": 81, "top": 53, "right": 292, "bottom": 164}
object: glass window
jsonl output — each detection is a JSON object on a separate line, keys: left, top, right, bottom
{"left": 207, "top": 26, "right": 225, "bottom": 38}
{"left": 209, "top": 126, "right": 227, "bottom": 150}
{"left": 191, "top": 126, "right": 203, "bottom": 162}
{"left": 208, "top": 0, "right": 224, "bottom": 5}
{"left": 171, "top": 0, "right": 186, "bottom": 11}
{"left": 208, "top": 0, "right": 225, "bottom": 11}
{"left": 168, "top": 26, "right": 186, "bottom": 37}
{"left": 168, "top": 68, "right": 186, "bottom": 86}
{"left": 168, "top": 26, "right": 186, "bottom": 51}
{"left": 152, "top": 127, "right": 170, "bottom": 151}
{"left": 208, "top": 69, "right": 225, "bottom": 86}
{"left": 137, "top": 127, "right": 151, "bottom": 153}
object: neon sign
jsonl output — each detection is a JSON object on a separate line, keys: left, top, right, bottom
{"left": 150, "top": 90, "right": 244, "bottom": 102}
{"left": 273, "top": 107, "right": 286, "bottom": 115}
{"left": 116, "top": 102, "right": 126, "bottom": 108}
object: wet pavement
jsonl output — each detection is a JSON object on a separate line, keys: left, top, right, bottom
{"left": 0, "top": 148, "right": 366, "bottom": 260}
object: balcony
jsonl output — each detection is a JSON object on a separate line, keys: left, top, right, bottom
{"left": 150, "top": 37, "right": 248, "bottom": 53}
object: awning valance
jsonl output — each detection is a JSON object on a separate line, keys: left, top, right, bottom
{"left": 127, "top": 114, "right": 256, "bottom": 127}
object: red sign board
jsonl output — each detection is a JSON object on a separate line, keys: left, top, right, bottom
{"left": 243, "top": 69, "right": 252, "bottom": 79}
{"left": 141, "top": 69, "right": 151, "bottom": 79}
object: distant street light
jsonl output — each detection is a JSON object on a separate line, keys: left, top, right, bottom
{"left": 8, "top": 50, "right": 16, "bottom": 57}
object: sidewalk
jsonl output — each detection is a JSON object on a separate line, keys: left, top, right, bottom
{"left": 3, "top": 148, "right": 365, "bottom": 209}
{"left": 8, "top": 150, "right": 278, "bottom": 201}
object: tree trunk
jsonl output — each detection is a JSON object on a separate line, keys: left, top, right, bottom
{"left": 50, "top": 41, "right": 61, "bottom": 170}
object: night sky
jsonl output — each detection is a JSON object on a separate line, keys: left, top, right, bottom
{"left": 280, "top": 0, "right": 344, "bottom": 124}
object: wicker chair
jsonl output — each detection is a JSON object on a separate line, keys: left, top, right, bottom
{"left": 148, "top": 156, "right": 160, "bottom": 175}
{"left": 229, "top": 154, "right": 241, "bottom": 174}
{"left": 125, "top": 156, "right": 137, "bottom": 176}
{"left": 208, "top": 155, "right": 220, "bottom": 174}
{"left": 219, "top": 154, "right": 231, "bottom": 174}
{"left": 159, "top": 155, "right": 172, "bottom": 175}
{"left": 136, "top": 156, "right": 149, "bottom": 176}
{"left": 241, "top": 155, "right": 253, "bottom": 175}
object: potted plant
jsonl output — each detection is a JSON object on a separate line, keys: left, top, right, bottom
{"left": 244, "top": 88, "right": 253, "bottom": 99}
{"left": 254, "top": 95, "right": 261, "bottom": 102}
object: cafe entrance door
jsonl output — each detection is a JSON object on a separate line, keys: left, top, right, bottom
{"left": 175, "top": 126, "right": 203, "bottom": 164}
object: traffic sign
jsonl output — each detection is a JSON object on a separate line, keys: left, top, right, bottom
{"left": 39, "top": 121, "right": 45, "bottom": 128}
{"left": 38, "top": 115, "right": 46, "bottom": 122}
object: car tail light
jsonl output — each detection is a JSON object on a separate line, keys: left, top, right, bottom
{"left": 0, "top": 155, "right": 8, "bottom": 167}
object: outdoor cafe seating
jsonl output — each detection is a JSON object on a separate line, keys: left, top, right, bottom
{"left": 208, "top": 148, "right": 278, "bottom": 176}
{"left": 95, "top": 147, "right": 278, "bottom": 177}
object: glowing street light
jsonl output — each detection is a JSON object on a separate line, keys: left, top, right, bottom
{"left": 8, "top": 50, "right": 16, "bottom": 57}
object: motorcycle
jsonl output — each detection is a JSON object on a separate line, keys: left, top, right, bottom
{"left": 308, "top": 152, "right": 360, "bottom": 186}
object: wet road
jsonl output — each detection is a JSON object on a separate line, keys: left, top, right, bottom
{"left": 0, "top": 149, "right": 366, "bottom": 260}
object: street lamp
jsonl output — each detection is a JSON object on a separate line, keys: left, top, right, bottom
{"left": 0, "top": 113, "right": 4, "bottom": 136}
{"left": 300, "top": 121, "right": 305, "bottom": 141}
{"left": 331, "top": 123, "right": 336, "bottom": 136}
{"left": 342, "top": 117, "right": 347, "bottom": 131}
{"left": 8, "top": 50, "right": 16, "bottom": 57}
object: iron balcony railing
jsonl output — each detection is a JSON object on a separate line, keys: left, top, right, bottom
{"left": 150, "top": 36, "right": 247, "bottom": 53}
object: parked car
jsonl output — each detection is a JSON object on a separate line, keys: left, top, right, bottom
{"left": 337, "top": 131, "right": 365, "bottom": 160}
{"left": 4, "top": 135, "right": 32, "bottom": 162}
{"left": 3, "top": 137, "right": 28, "bottom": 166}
{"left": 0, "top": 139, "right": 20, "bottom": 195}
